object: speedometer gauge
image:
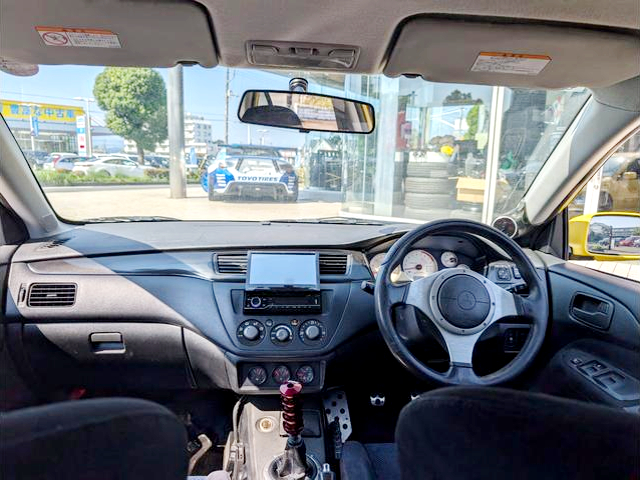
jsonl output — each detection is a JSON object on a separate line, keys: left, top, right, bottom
{"left": 440, "top": 251, "right": 458, "bottom": 268}
{"left": 369, "top": 253, "right": 402, "bottom": 282}
{"left": 402, "top": 250, "right": 438, "bottom": 280}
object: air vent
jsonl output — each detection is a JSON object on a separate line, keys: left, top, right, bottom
{"left": 319, "top": 253, "right": 348, "bottom": 275}
{"left": 215, "top": 252, "right": 349, "bottom": 275}
{"left": 27, "top": 283, "right": 77, "bottom": 307}
{"left": 216, "top": 253, "right": 248, "bottom": 274}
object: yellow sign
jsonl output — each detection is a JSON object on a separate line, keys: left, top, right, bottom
{"left": 0, "top": 99, "right": 84, "bottom": 123}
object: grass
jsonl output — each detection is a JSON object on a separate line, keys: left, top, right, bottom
{"left": 34, "top": 169, "right": 201, "bottom": 186}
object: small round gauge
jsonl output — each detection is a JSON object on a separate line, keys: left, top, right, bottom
{"left": 492, "top": 216, "right": 518, "bottom": 238}
{"left": 402, "top": 249, "right": 438, "bottom": 280}
{"left": 295, "top": 365, "right": 315, "bottom": 385}
{"left": 369, "top": 252, "right": 402, "bottom": 282}
{"left": 272, "top": 365, "right": 291, "bottom": 384}
{"left": 247, "top": 366, "right": 267, "bottom": 385}
{"left": 440, "top": 251, "right": 459, "bottom": 268}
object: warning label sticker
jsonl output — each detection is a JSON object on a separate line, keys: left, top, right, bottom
{"left": 471, "top": 52, "right": 550, "bottom": 76}
{"left": 36, "top": 27, "right": 121, "bottom": 48}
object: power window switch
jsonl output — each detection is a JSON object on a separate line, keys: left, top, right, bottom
{"left": 594, "top": 371, "right": 624, "bottom": 388}
{"left": 579, "top": 360, "right": 608, "bottom": 376}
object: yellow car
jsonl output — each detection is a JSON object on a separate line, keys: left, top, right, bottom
{"left": 569, "top": 212, "right": 640, "bottom": 260}
{"left": 600, "top": 154, "right": 640, "bottom": 212}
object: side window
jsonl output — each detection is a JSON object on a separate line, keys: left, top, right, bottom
{"left": 568, "top": 131, "right": 640, "bottom": 281}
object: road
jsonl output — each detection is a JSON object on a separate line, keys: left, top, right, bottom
{"left": 44, "top": 185, "right": 342, "bottom": 221}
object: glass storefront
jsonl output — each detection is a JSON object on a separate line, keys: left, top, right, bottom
{"left": 296, "top": 74, "right": 590, "bottom": 224}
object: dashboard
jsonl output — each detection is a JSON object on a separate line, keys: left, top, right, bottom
{"left": 3, "top": 222, "right": 530, "bottom": 395}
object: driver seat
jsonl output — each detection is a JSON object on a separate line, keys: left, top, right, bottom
{"left": 340, "top": 387, "right": 639, "bottom": 480}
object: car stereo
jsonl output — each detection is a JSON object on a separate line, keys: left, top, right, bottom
{"left": 243, "top": 291, "right": 322, "bottom": 314}
{"left": 244, "top": 252, "right": 322, "bottom": 313}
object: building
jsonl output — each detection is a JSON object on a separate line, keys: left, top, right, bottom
{"left": 1, "top": 98, "right": 116, "bottom": 155}
{"left": 1, "top": 99, "right": 85, "bottom": 153}
{"left": 124, "top": 113, "right": 214, "bottom": 157}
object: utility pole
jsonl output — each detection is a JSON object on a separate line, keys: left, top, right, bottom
{"left": 168, "top": 64, "right": 187, "bottom": 198}
{"left": 74, "top": 97, "right": 94, "bottom": 156}
{"left": 224, "top": 67, "right": 230, "bottom": 144}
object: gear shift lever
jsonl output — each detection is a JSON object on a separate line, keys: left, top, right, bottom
{"left": 275, "top": 381, "right": 308, "bottom": 480}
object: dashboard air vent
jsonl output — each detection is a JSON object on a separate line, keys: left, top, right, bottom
{"left": 319, "top": 253, "right": 348, "bottom": 275}
{"left": 27, "top": 283, "right": 77, "bottom": 307}
{"left": 215, "top": 252, "right": 349, "bottom": 275}
{"left": 216, "top": 253, "right": 248, "bottom": 274}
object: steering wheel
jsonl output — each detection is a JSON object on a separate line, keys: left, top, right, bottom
{"left": 374, "top": 219, "right": 548, "bottom": 386}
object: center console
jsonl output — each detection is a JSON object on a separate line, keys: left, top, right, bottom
{"left": 210, "top": 249, "right": 375, "bottom": 394}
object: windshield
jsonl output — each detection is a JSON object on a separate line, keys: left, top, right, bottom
{"left": 1, "top": 66, "right": 589, "bottom": 224}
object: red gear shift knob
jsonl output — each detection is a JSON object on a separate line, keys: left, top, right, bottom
{"left": 280, "top": 381, "right": 303, "bottom": 436}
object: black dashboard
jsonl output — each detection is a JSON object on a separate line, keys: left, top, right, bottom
{"left": 4, "top": 221, "right": 530, "bottom": 394}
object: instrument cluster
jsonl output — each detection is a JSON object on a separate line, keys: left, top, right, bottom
{"left": 367, "top": 238, "right": 485, "bottom": 282}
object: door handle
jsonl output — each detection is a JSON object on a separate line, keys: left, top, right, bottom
{"left": 570, "top": 293, "right": 614, "bottom": 330}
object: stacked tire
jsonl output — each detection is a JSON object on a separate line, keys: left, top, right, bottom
{"left": 404, "top": 161, "right": 454, "bottom": 213}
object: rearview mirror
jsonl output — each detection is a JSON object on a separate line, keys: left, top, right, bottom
{"left": 569, "top": 212, "right": 640, "bottom": 260}
{"left": 238, "top": 90, "right": 375, "bottom": 134}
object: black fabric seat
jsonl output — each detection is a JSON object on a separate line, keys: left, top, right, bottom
{"left": 0, "top": 397, "right": 188, "bottom": 480}
{"left": 340, "top": 442, "right": 400, "bottom": 480}
{"left": 341, "top": 387, "right": 640, "bottom": 480}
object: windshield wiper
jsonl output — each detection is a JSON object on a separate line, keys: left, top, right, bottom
{"left": 267, "top": 216, "right": 383, "bottom": 226}
{"left": 83, "top": 216, "right": 179, "bottom": 223}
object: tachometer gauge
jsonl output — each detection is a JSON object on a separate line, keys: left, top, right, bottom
{"left": 369, "top": 253, "right": 386, "bottom": 277}
{"left": 440, "top": 251, "right": 458, "bottom": 268}
{"left": 402, "top": 250, "right": 438, "bottom": 280}
{"left": 369, "top": 253, "right": 402, "bottom": 282}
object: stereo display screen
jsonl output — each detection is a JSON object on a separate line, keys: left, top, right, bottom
{"left": 246, "top": 252, "right": 319, "bottom": 290}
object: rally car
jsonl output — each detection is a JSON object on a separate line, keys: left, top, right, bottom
{"left": 201, "top": 156, "right": 298, "bottom": 202}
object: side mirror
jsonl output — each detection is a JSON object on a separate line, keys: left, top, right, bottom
{"left": 570, "top": 213, "right": 640, "bottom": 260}
{"left": 238, "top": 90, "right": 375, "bottom": 134}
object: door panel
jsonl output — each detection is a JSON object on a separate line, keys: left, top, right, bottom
{"left": 533, "top": 255, "right": 640, "bottom": 411}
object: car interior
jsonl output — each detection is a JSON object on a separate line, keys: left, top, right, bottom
{"left": 1, "top": 1, "right": 639, "bottom": 479}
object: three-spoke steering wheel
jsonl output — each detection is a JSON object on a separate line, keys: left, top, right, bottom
{"left": 374, "top": 219, "right": 548, "bottom": 385}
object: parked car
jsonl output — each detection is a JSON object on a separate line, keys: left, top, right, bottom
{"left": 46, "top": 155, "right": 96, "bottom": 172}
{"left": 600, "top": 154, "right": 640, "bottom": 212}
{"left": 619, "top": 236, "right": 640, "bottom": 247}
{"left": 43, "top": 152, "right": 77, "bottom": 171}
{"left": 203, "top": 156, "right": 298, "bottom": 202}
{"left": 144, "top": 154, "right": 170, "bottom": 168}
{"left": 22, "top": 150, "right": 49, "bottom": 169}
{"left": 73, "top": 156, "right": 151, "bottom": 178}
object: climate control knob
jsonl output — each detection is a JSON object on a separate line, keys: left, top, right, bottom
{"left": 299, "top": 320, "right": 326, "bottom": 344}
{"left": 236, "top": 320, "right": 265, "bottom": 345}
{"left": 271, "top": 325, "right": 293, "bottom": 344}
{"left": 304, "top": 325, "right": 321, "bottom": 341}
{"left": 243, "top": 325, "right": 260, "bottom": 341}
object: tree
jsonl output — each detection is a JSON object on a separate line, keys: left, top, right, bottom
{"left": 93, "top": 67, "right": 167, "bottom": 163}
{"left": 443, "top": 89, "right": 473, "bottom": 105}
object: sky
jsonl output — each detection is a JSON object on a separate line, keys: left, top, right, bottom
{"left": 0, "top": 65, "right": 349, "bottom": 149}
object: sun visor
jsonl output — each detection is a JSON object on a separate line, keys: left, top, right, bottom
{"left": 384, "top": 17, "right": 640, "bottom": 89}
{"left": 0, "top": 0, "right": 217, "bottom": 67}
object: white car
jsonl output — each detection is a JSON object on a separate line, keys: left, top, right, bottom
{"left": 206, "top": 156, "right": 298, "bottom": 201}
{"left": 73, "top": 156, "right": 151, "bottom": 178}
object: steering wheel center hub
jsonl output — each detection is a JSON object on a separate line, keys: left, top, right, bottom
{"left": 437, "top": 275, "right": 491, "bottom": 329}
